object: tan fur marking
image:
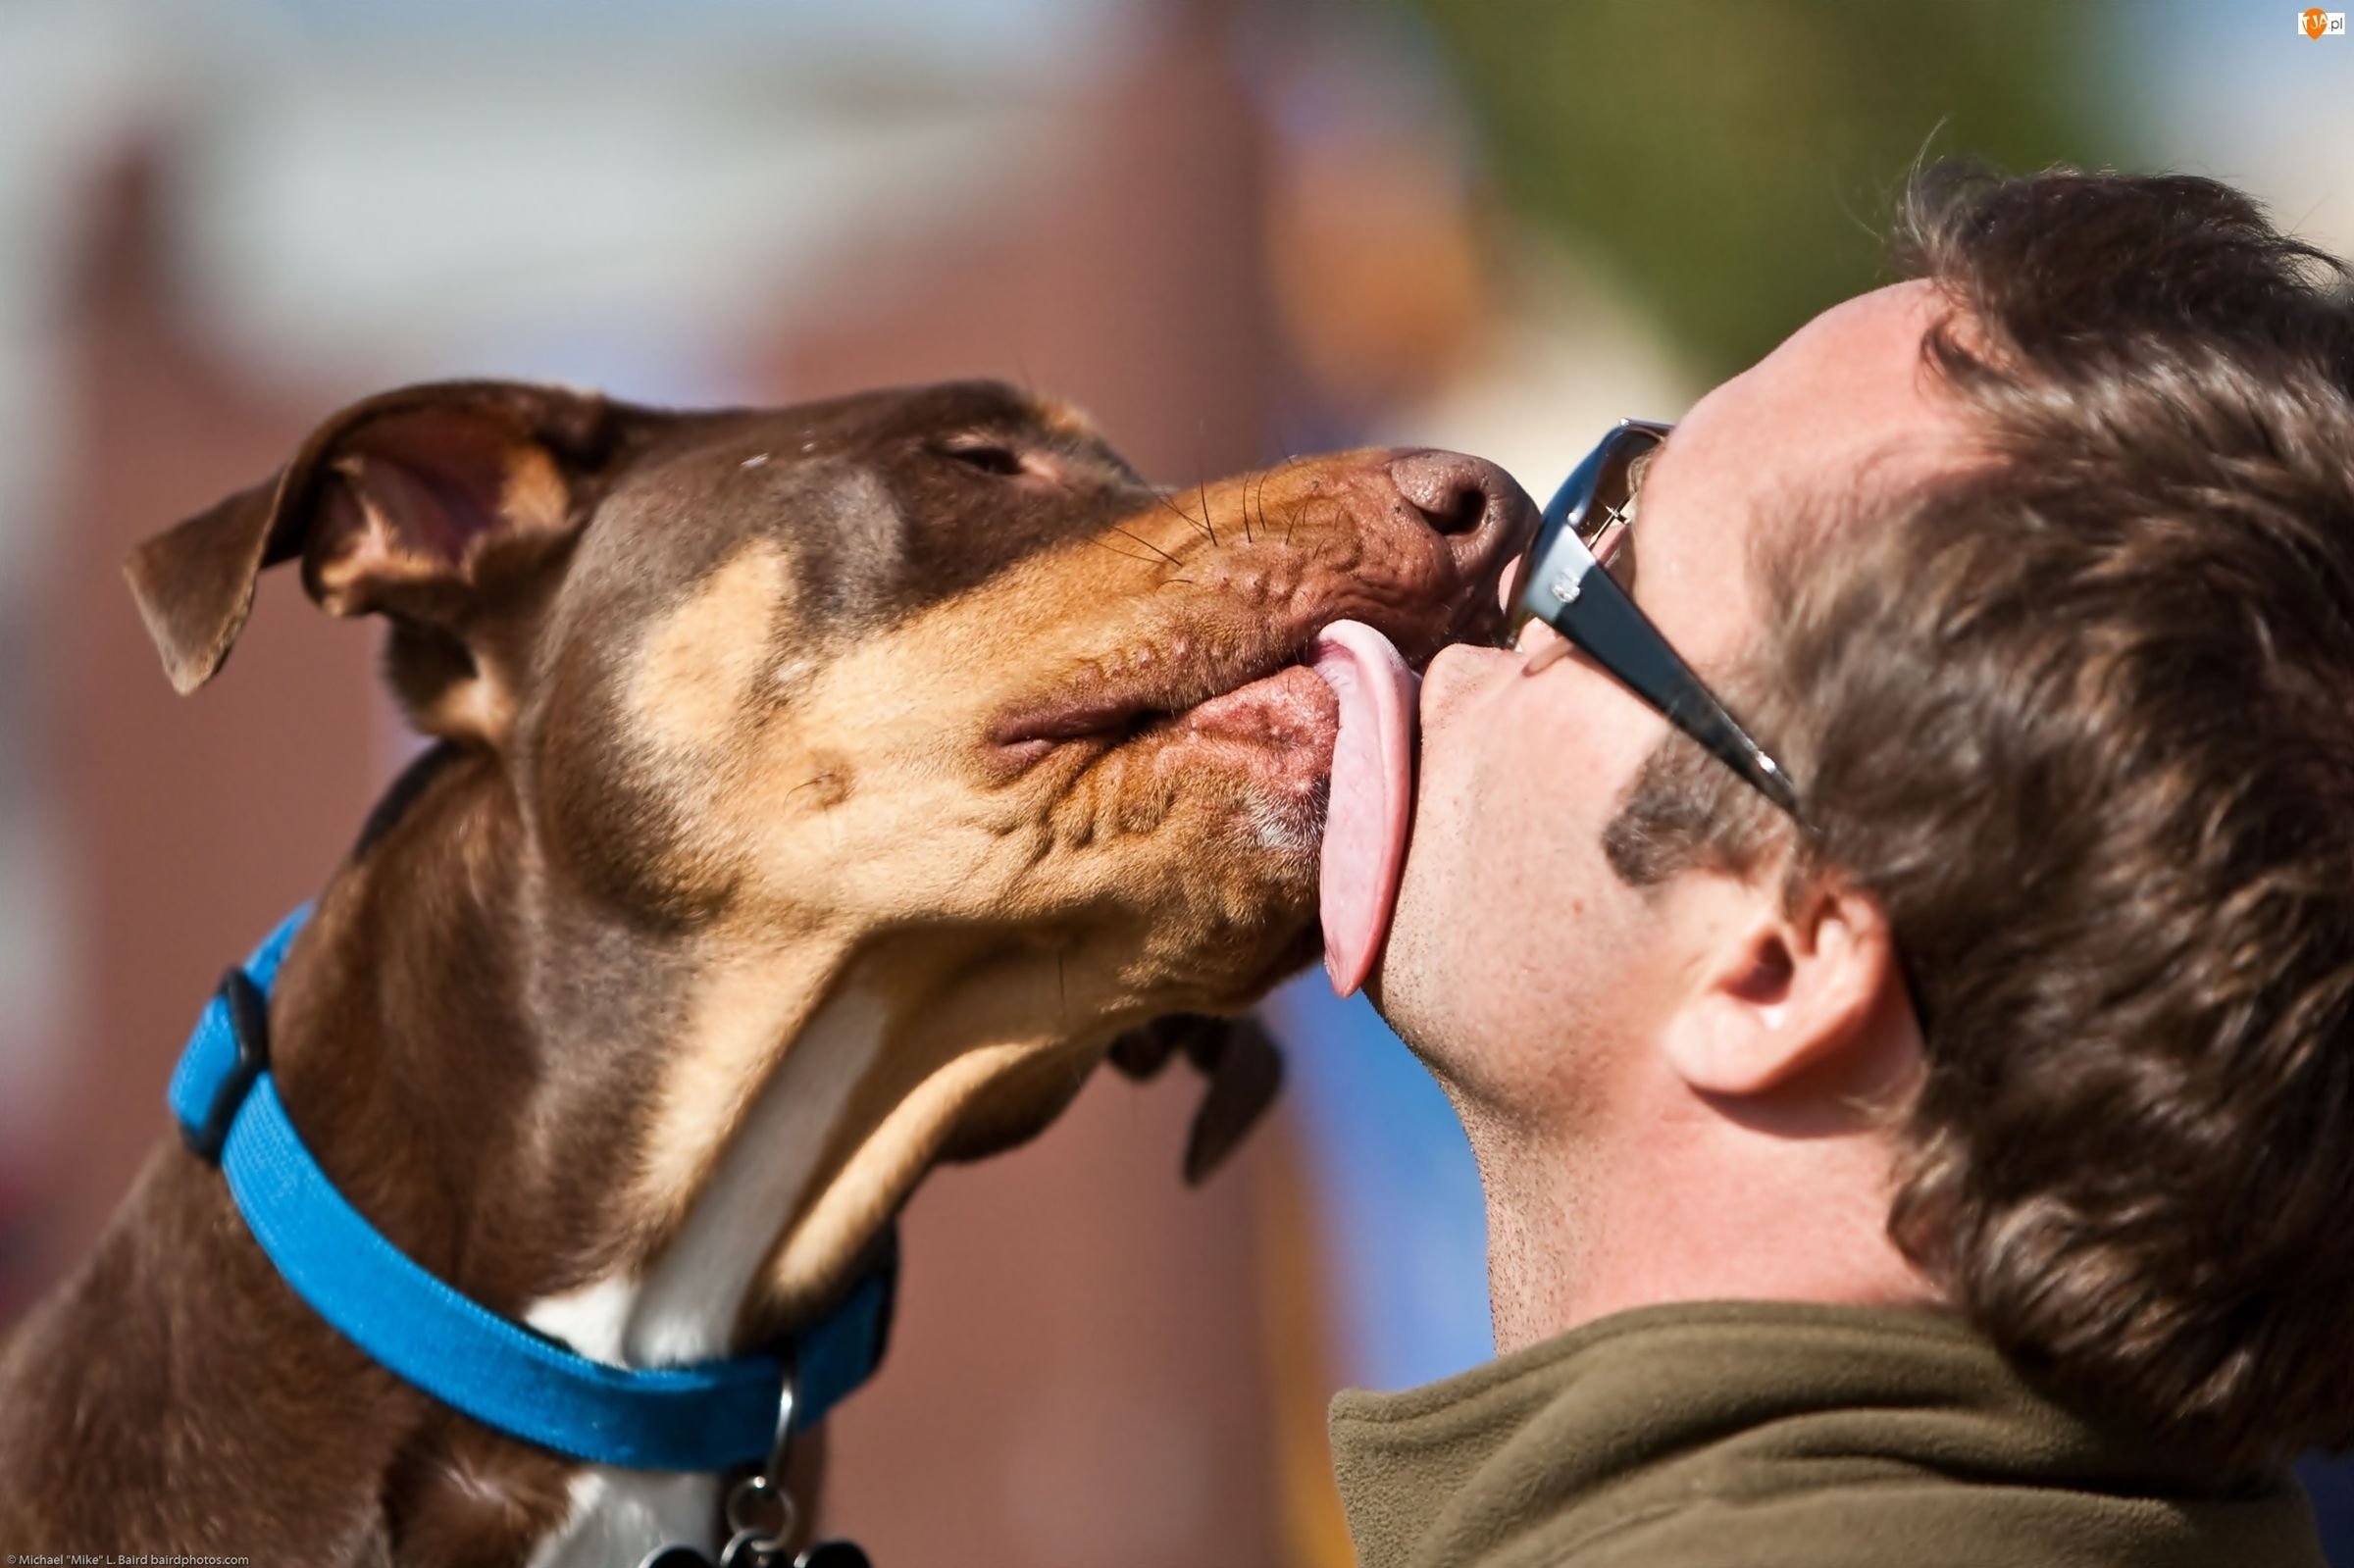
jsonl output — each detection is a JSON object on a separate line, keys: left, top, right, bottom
{"left": 631, "top": 936, "right": 853, "bottom": 1238}
{"left": 722, "top": 573, "right": 1088, "bottom": 918}
{"left": 311, "top": 470, "right": 440, "bottom": 617}
{"left": 769, "top": 1040, "right": 1032, "bottom": 1306}
{"left": 1035, "top": 399, "right": 1100, "bottom": 440}
{"left": 627, "top": 545, "right": 794, "bottom": 755}
{"left": 499, "top": 444, "right": 573, "bottom": 533}
{"left": 755, "top": 931, "right": 1146, "bottom": 1315}
{"left": 418, "top": 678, "right": 517, "bottom": 744}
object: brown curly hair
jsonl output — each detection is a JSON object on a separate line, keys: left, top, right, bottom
{"left": 1606, "top": 163, "right": 2354, "bottom": 1472}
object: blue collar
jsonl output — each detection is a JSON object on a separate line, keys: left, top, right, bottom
{"left": 167, "top": 906, "right": 895, "bottom": 1473}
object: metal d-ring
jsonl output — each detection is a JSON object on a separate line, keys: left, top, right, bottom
{"left": 761, "top": 1354, "right": 800, "bottom": 1494}
{"left": 721, "top": 1473, "right": 796, "bottom": 1562}
{"left": 717, "top": 1359, "right": 802, "bottom": 1567}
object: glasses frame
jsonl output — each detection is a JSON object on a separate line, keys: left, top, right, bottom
{"left": 1507, "top": 419, "right": 1801, "bottom": 817}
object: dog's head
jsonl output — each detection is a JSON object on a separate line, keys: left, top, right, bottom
{"left": 127, "top": 379, "right": 1529, "bottom": 1313}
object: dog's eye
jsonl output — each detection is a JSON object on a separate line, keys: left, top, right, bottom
{"left": 944, "top": 442, "right": 1027, "bottom": 478}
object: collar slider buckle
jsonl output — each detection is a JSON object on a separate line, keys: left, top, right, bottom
{"left": 181, "top": 968, "right": 272, "bottom": 1164}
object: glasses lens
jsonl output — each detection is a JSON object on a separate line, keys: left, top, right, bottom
{"left": 1507, "top": 426, "right": 1661, "bottom": 644}
{"left": 1580, "top": 432, "right": 1656, "bottom": 585}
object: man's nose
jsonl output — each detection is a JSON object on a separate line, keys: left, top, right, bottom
{"left": 1387, "top": 451, "right": 1539, "bottom": 638}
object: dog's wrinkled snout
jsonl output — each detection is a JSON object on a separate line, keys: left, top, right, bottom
{"left": 1387, "top": 449, "right": 1539, "bottom": 633}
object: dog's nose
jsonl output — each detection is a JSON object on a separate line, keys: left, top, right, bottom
{"left": 1387, "top": 450, "right": 1539, "bottom": 583}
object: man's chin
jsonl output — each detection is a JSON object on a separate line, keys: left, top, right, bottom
{"left": 1355, "top": 772, "right": 1471, "bottom": 1068}
{"left": 1362, "top": 937, "right": 1400, "bottom": 1015}
{"left": 1359, "top": 905, "right": 1440, "bottom": 1062}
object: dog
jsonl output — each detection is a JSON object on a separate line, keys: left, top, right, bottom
{"left": 0, "top": 378, "right": 1527, "bottom": 1563}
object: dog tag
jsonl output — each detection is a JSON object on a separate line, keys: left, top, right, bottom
{"left": 638, "top": 1548, "right": 716, "bottom": 1568}
{"left": 794, "top": 1543, "right": 872, "bottom": 1568}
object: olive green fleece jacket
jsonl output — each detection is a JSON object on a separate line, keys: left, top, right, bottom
{"left": 1329, "top": 1300, "right": 2322, "bottom": 1568}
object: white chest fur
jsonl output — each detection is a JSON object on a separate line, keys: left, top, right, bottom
{"left": 522, "top": 986, "right": 888, "bottom": 1567}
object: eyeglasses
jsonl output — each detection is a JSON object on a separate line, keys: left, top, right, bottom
{"left": 1505, "top": 419, "right": 1800, "bottom": 817}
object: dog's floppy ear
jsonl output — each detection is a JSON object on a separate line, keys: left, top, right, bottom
{"left": 125, "top": 379, "right": 655, "bottom": 729}
{"left": 1107, "top": 1014, "right": 1286, "bottom": 1186}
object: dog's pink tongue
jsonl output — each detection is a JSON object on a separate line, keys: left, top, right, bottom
{"left": 1310, "top": 621, "right": 1418, "bottom": 998}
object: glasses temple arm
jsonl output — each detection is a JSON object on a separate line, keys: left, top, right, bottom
{"left": 1553, "top": 570, "right": 1801, "bottom": 817}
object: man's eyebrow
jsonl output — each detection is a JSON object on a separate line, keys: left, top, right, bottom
{"left": 1627, "top": 437, "right": 1665, "bottom": 497}
{"left": 1614, "top": 438, "right": 1663, "bottom": 593}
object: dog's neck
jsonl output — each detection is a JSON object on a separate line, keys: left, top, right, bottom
{"left": 518, "top": 968, "right": 888, "bottom": 1369}
{"left": 9, "top": 744, "right": 922, "bottom": 1556}
{"left": 294, "top": 739, "right": 932, "bottom": 1352}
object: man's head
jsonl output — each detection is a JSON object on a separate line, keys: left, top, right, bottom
{"left": 1377, "top": 164, "right": 2354, "bottom": 1470}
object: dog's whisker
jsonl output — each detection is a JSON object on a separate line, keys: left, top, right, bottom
{"left": 1109, "top": 527, "right": 1186, "bottom": 569}
{"left": 1270, "top": 454, "right": 1304, "bottom": 548}
{"left": 1090, "top": 540, "right": 1164, "bottom": 568}
{"left": 1191, "top": 424, "right": 1219, "bottom": 551}
{"left": 1150, "top": 486, "right": 1215, "bottom": 546}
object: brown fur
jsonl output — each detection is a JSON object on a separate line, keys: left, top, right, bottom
{"left": 0, "top": 378, "right": 1528, "bottom": 1558}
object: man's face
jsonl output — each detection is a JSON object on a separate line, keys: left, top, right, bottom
{"left": 1373, "top": 281, "right": 1962, "bottom": 1138}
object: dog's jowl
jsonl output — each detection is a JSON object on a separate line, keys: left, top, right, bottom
{"left": 0, "top": 379, "right": 1531, "bottom": 1563}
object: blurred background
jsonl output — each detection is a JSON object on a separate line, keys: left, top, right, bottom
{"left": 0, "top": 0, "right": 2348, "bottom": 1562}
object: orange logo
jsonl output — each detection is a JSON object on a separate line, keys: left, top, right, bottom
{"left": 2306, "top": 6, "right": 2329, "bottom": 36}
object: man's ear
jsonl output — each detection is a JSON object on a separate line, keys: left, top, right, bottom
{"left": 1658, "top": 869, "right": 1908, "bottom": 1100}
{"left": 123, "top": 379, "right": 663, "bottom": 738}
